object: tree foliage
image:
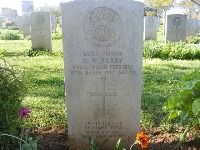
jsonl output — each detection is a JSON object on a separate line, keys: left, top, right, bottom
{"left": 178, "top": 0, "right": 200, "bottom": 18}
{"left": 145, "top": 0, "right": 174, "bottom": 9}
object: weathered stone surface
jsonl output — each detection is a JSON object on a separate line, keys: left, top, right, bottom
{"left": 30, "top": 11, "right": 52, "bottom": 50}
{"left": 22, "top": 13, "right": 31, "bottom": 37}
{"left": 144, "top": 16, "right": 159, "bottom": 40}
{"left": 61, "top": 0, "right": 144, "bottom": 149}
{"left": 165, "top": 14, "right": 187, "bottom": 43}
{"left": 0, "top": 17, "right": 2, "bottom": 28}
{"left": 197, "top": 20, "right": 200, "bottom": 34}
{"left": 51, "top": 15, "right": 57, "bottom": 32}
{"left": 186, "top": 18, "right": 198, "bottom": 37}
{"left": 15, "top": 16, "right": 23, "bottom": 32}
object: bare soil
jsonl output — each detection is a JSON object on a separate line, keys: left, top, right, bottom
{"left": 31, "top": 128, "right": 200, "bottom": 150}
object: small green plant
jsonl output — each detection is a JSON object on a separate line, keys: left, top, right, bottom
{"left": 164, "top": 71, "right": 200, "bottom": 143}
{"left": 23, "top": 48, "right": 52, "bottom": 57}
{"left": 185, "top": 34, "right": 200, "bottom": 44}
{"left": 7, "top": 26, "right": 19, "bottom": 30}
{"left": 52, "top": 32, "right": 62, "bottom": 40}
{"left": 87, "top": 132, "right": 149, "bottom": 150}
{"left": 0, "top": 57, "right": 26, "bottom": 149}
{"left": 185, "top": 36, "right": 200, "bottom": 44}
{"left": 0, "top": 32, "right": 22, "bottom": 40}
{"left": 23, "top": 48, "right": 63, "bottom": 57}
{"left": 88, "top": 137, "right": 109, "bottom": 150}
{"left": 1, "top": 108, "right": 41, "bottom": 150}
{"left": 143, "top": 41, "right": 200, "bottom": 60}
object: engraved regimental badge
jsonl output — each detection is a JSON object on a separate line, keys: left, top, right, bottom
{"left": 84, "top": 7, "right": 122, "bottom": 47}
{"left": 172, "top": 17, "right": 182, "bottom": 27}
{"left": 35, "top": 14, "right": 45, "bottom": 24}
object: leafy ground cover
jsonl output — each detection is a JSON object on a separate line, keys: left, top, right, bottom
{"left": 0, "top": 28, "right": 200, "bottom": 149}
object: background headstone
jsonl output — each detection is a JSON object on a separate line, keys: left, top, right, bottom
{"left": 144, "top": 16, "right": 159, "bottom": 40}
{"left": 61, "top": 0, "right": 144, "bottom": 149}
{"left": 21, "top": 1, "right": 34, "bottom": 14}
{"left": 0, "top": 17, "right": 2, "bottom": 28}
{"left": 21, "top": 1, "right": 34, "bottom": 37}
{"left": 165, "top": 14, "right": 187, "bottom": 43}
{"left": 195, "top": 19, "right": 199, "bottom": 35}
{"left": 15, "top": 16, "right": 23, "bottom": 32}
{"left": 186, "top": 18, "right": 197, "bottom": 37}
{"left": 30, "top": 11, "right": 52, "bottom": 50}
{"left": 197, "top": 20, "right": 200, "bottom": 34}
{"left": 22, "top": 13, "right": 31, "bottom": 37}
{"left": 51, "top": 15, "right": 57, "bottom": 32}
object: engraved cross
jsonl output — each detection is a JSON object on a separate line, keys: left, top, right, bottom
{"left": 36, "top": 32, "right": 45, "bottom": 48}
{"left": 90, "top": 78, "right": 116, "bottom": 118}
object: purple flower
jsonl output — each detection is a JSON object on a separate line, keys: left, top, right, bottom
{"left": 18, "top": 108, "right": 31, "bottom": 118}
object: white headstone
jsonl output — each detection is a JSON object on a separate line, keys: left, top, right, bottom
{"left": 165, "top": 14, "right": 187, "bottom": 43}
{"left": 61, "top": 0, "right": 144, "bottom": 149}
{"left": 15, "top": 16, "right": 23, "bottom": 32}
{"left": 144, "top": 16, "right": 159, "bottom": 40}
{"left": 22, "top": 13, "right": 31, "bottom": 37}
{"left": 51, "top": 15, "right": 57, "bottom": 32}
{"left": 30, "top": 11, "right": 52, "bottom": 50}
{"left": 0, "top": 17, "right": 3, "bottom": 28}
{"left": 186, "top": 18, "right": 197, "bottom": 37}
{"left": 197, "top": 20, "right": 200, "bottom": 34}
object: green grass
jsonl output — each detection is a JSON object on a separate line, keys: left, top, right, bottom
{"left": 0, "top": 39, "right": 66, "bottom": 130}
{"left": 0, "top": 29, "right": 200, "bottom": 131}
{"left": 141, "top": 59, "right": 200, "bottom": 129}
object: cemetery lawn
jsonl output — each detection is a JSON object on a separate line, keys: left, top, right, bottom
{"left": 1, "top": 40, "right": 200, "bottom": 149}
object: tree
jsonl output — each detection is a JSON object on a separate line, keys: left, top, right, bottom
{"left": 178, "top": 0, "right": 200, "bottom": 18}
{"left": 145, "top": 0, "right": 174, "bottom": 9}
{"left": 191, "top": 0, "right": 200, "bottom": 7}
{"left": 145, "top": 0, "right": 174, "bottom": 17}
{"left": 39, "top": 3, "right": 61, "bottom": 17}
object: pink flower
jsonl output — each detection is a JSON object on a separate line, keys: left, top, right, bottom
{"left": 18, "top": 108, "right": 31, "bottom": 118}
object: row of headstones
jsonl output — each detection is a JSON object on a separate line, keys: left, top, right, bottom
{"left": 13, "top": 11, "right": 59, "bottom": 50}
{"left": 1, "top": 14, "right": 199, "bottom": 51}
{"left": 144, "top": 15, "right": 200, "bottom": 42}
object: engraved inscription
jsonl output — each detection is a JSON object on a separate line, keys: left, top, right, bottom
{"left": 172, "top": 17, "right": 182, "bottom": 27}
{"left": 70, "top": 51, "right": 136, "bottom": 76}
{"left": 90, "top": 78, "right": 116, "bottom": 118}
{"left": 82, "top": 121, "right": 125, "bottom": 138}
{"left": 35, "top": 14, "right": 45, "bottom": 24}
{"left": 84, "top": 7, "right": 122, "bottom": 47}
{"left": 36, "top": 32, "right": 45, "bottom": 48}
